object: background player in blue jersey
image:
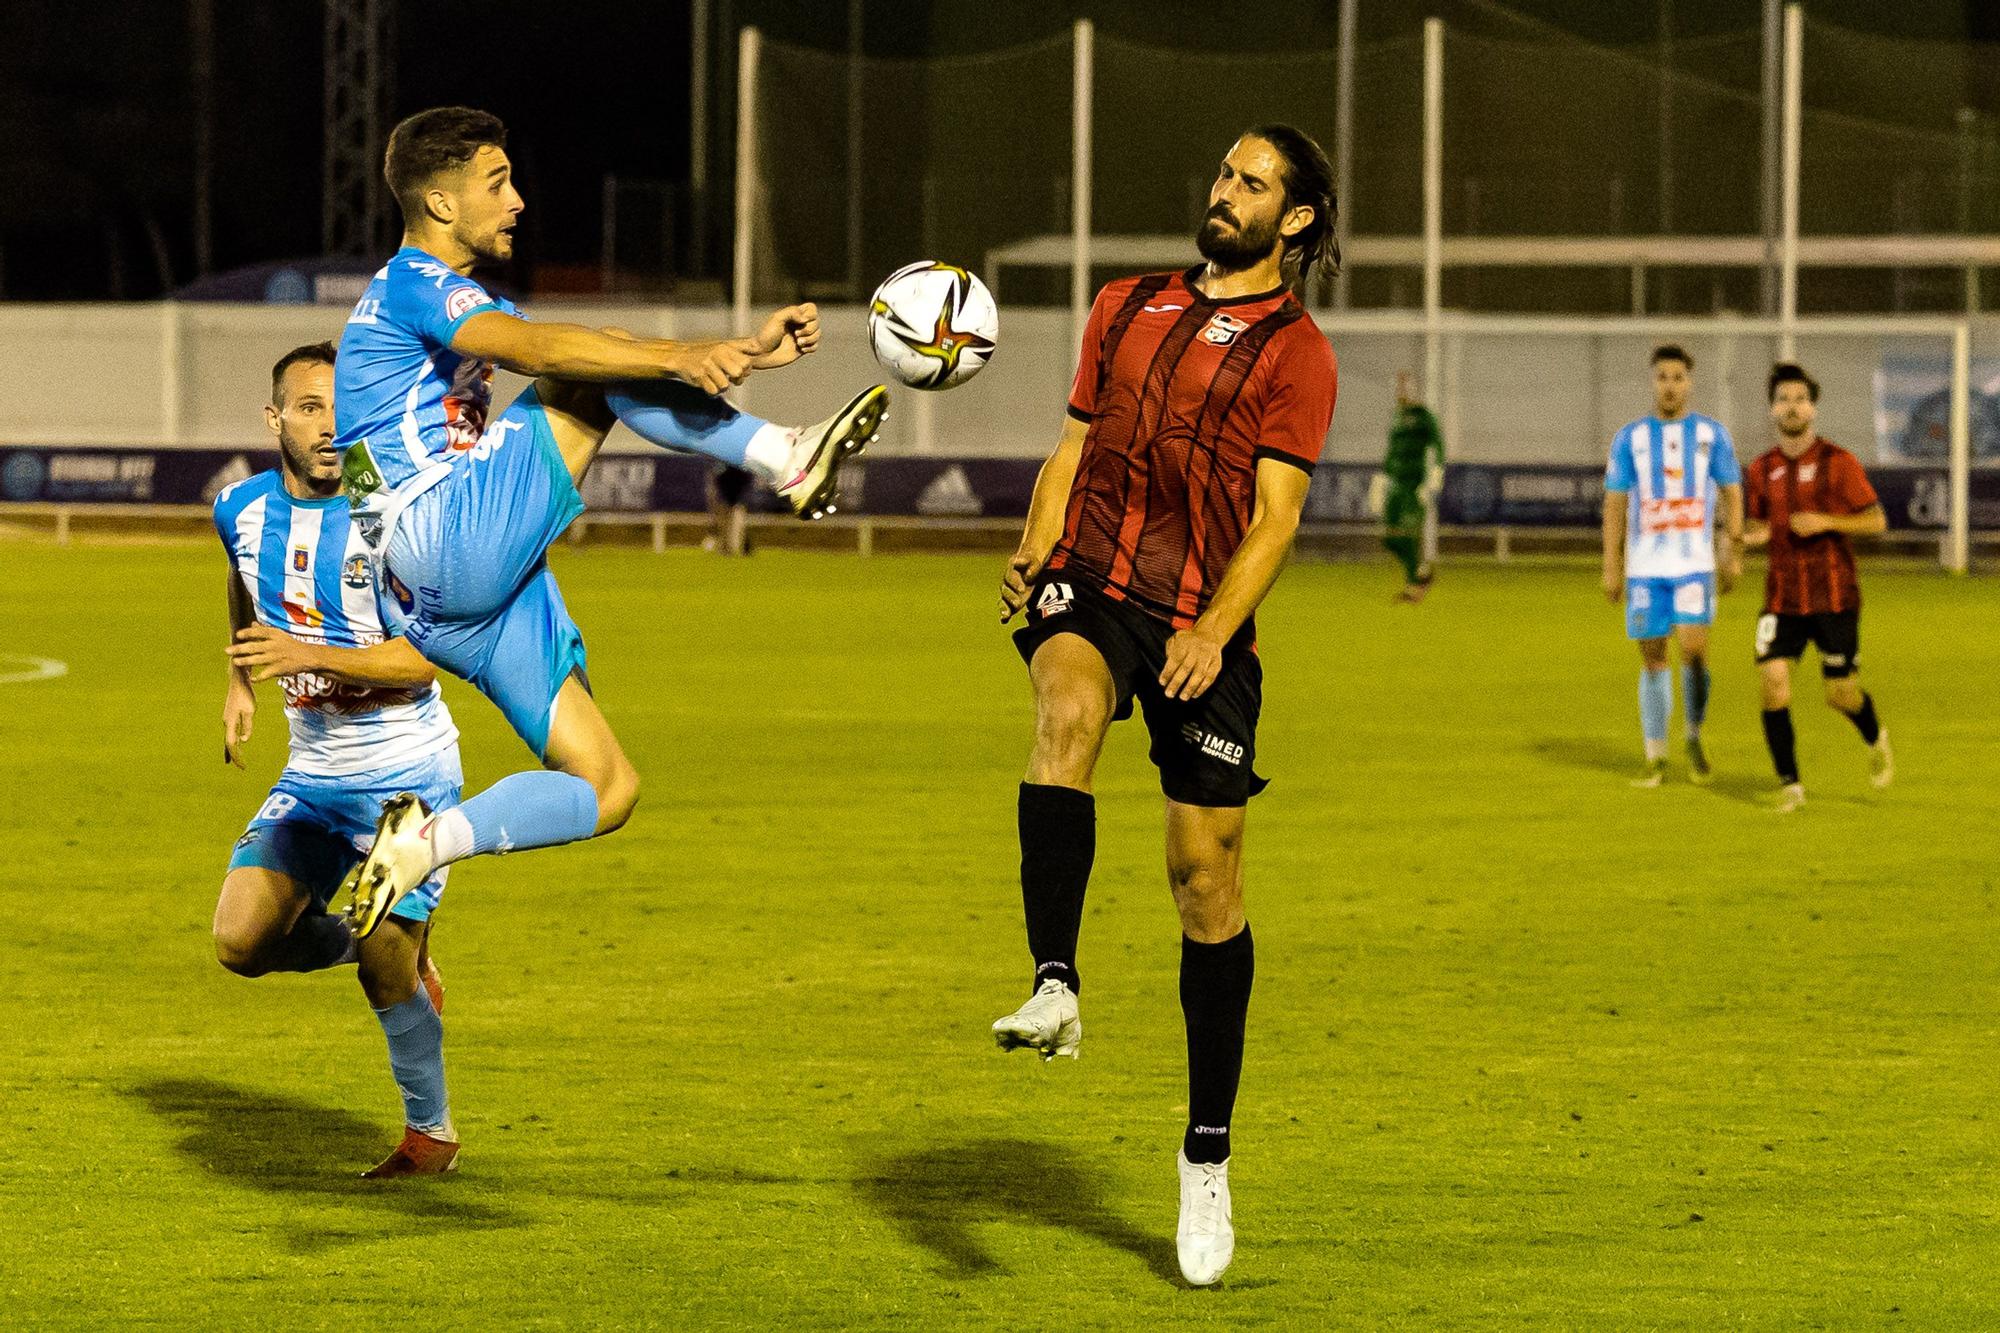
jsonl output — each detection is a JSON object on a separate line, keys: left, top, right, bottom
{"left": 331, "top": 109, "right": 888, "bottom": 931}
{"left": 1602, "top": 345, "right": 1743, "bottom": 787}
{"left": 213, "top": 342, "right": 465, "bottom": 1177}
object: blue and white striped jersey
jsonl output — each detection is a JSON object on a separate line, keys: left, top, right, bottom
{"left": 1605, "top": 412, "right": 1742, "bottom": 579}
{"left": 214, "top": 470, "right": 458, "bottom": 777}
{"left": 334, "top": 245, "right": 522, "bottom": 528}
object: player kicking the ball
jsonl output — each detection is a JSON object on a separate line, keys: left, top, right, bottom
{"left": 1743, "top": 362, "right": 1892, "bottom": 811}
{"left": 1602, "top": 345, "right": 1743, "bottom": 786}
{"left": 993, "top": 126, "right": 1338, "bottom": 1287}
{"left": 214, "top": 342, "right": 462, "bottom": 1176}
{"left": 333, "top": 108, "right": 887, "bottom": 935}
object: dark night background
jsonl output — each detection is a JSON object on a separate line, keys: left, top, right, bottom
{"left": 0, "top": 0, "right": 1994, "bottom": 301}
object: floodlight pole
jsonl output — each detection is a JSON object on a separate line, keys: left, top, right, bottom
{"left": 733, "top": 25, "right": 760, "bottom": 339}
{"left": 1071, "top": 19, "right": 1095, "bottom": 356}
{"left": 1333, "top": 0, "right": 1357, "bottom": 310}
{"left": 1759, "top": 0, "right": 1781, "bottom": 315}
{"left": 1949, "top": 320, "right": 1971, "bottom": 574}
{"left": 1422, "top": 17, "right": 1444, "bottom": 567}
{"left": 1778, "top": 2, "right": 1802, "bottom": 359}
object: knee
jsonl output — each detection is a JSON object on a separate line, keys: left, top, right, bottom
{"left": 1824, "top": 681, "right": 1859, "bottom": 712}
{"left": 1033, "top": 691, "right": 1109, "bottom": 761}
{"left": 213, "top": 927, "right": 268, "bottom": 978}
{"left": 1762, "top": 677, "right": 1791, "bottom": 709}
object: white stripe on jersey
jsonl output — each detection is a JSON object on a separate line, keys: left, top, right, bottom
{"left": 231, "top": 491, "right": 269, "bottom": 566}
{"left": 398, "top": 359, "right": 436, "bottom": 475}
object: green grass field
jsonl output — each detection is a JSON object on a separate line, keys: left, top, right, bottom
{"left": 4, "top": 541, "right": 1997, "bottom": 1328}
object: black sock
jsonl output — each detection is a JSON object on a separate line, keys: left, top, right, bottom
{"left": 268, "top": 912, "right": 356, "bottom": 973}
{"left": 1181, "top": 924, "right": 1255, "bottom": 1165}
{"left": 1761, "top": 707, "right": 1799, "bottom": 785}
{"left": 1843, "top": 691, "right": 1881, "bottom": 746}
{"left": 1018, "top": 782, "right": 1094, "bottom": 995}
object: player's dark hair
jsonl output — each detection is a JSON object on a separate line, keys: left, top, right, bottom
{"left": 1650, "top": 344, "right": 1693, "bottom": 371}
{"left": 1767, "top": 361, "right": 1821, "bottom": 403}
{"left": 385, "top": 107, "right": 508, "bottom": 220}
{"left": 1243, "top": 123, "right": 1340, "bottom": 285}
{"left": 270, "top": 341, "right": 336, "bottom": 404}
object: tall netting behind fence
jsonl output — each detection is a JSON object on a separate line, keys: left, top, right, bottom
{"left": 750, "top": 32, "right": 1073, "bottom": 305}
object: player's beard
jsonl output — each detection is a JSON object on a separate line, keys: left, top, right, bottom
{"left": 1196, "top": 207, "right": 1280, "bottom": 274}
{"left": 280, "top": 430, "right": 342, "bottom": 495}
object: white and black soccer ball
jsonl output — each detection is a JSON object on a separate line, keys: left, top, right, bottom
{"left": 867, "top": 261, "right": 999, "bottom": 391}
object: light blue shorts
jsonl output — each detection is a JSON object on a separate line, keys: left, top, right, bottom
{"left": 1626, "top": 573, "right": 1715, "bottom": 640}
{"left": 227, "top": 747, "right": 463, "bottom": 923}
{"left": 385, "top": 387, "right": 590, "bottom": 757}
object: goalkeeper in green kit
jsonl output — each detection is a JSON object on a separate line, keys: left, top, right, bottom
{"left": 1369, "top": 371, "right": 1445, "bottom": 603}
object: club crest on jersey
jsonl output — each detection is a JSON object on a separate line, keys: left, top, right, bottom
{"left": 1202, "top": 313, "right": 1249, "bottom": 346}
{"left": 342, "top": 554, "right": 371, "bottom": 589}
{"left": 1036, "top": 581, "right": 1075, "bottom": 617}
{"left": 291, "top": 547, "right": 309, "bottom": 573}
{"left": 1798, "top": 463, "right": 1817, "bottom": 483}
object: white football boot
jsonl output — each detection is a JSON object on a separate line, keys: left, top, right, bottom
{"left": 1176, "top": 1151, "right": 1235, "bottom": 1286}
{"left": 341, "top": 792, "right": 434, "bottom": 940}
{"left": 990, "top": 978, "right": 1081, "bottom": 1061}
{"left": 774, "top": 385, "right": 888, "bottom": 520}
{"left": 1773, "top": 782, "right": 1807, "bottom": 814}
{"left": 1870, "top": 730, "right": 1895, "bottom": 789}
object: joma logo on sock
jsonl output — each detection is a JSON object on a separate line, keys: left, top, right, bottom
{"left": 1181, "top": 724, "right": 1243, "bottom": 766}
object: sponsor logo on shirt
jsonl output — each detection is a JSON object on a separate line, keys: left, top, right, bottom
{"left": 1143, "top": 303, "right": 1185, "bottom": 314}
{"left": 445, "top": 286, "right": 491, "bottom": 321}
{"left": 1639, "top": 496, "right": 1708, "bottom": 533}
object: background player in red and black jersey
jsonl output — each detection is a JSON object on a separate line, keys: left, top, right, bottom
{"left": 1744, "top": 362, "right": 1894, "bottom": 811}
{"left": 990, "top": 126, "right": 1339, "bottom": 1287}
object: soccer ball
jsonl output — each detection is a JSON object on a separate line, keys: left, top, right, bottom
{"left": 867, "top": 261, "right": 999, "bottom": 391}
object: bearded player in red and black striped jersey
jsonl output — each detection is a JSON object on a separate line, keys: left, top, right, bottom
{"left": 991, "top": 126, "right": 1338, "bottom": 1287}
{"left": 1744, "top": 362, "right": 1894, "bottom": 812}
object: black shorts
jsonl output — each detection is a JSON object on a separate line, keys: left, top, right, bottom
{"left": 1755, "top": 609, "right": 1861, "bottom": 678}
{"left": 1013, "top": 571, "right": 1268, "bottom": 807}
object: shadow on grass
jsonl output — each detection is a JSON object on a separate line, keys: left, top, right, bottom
{"left": 857, "top": 1137, "right": 1179, "bottom": 1286}
{"left": 127, "top": 1077, "right": 525, "bottom": 1251}
{"left": 1532, "top": 736, "right": 1770, "bottom": 806}
{"left": 1531, "top": 736, "right": 1637, "bottom": 778}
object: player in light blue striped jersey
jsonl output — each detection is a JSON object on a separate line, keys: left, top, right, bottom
{"left": 213, "top": 342, "right": 463, "bottom": 1178}
{"left": 1601, "top": 345, "right": 1744, "bottom": 787}
{"left": 332, "top": 108, "right": 888, "bottom": 933}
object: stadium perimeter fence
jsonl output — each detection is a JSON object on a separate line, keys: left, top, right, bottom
{"left": 0, "top": 305, "right": 1991, "bottom": 571}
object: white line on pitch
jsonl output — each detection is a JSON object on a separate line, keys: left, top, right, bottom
{"left": 0, "top": 655, "right": 68, "bottom": 685}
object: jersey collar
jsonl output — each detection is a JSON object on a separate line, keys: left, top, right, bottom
{"left": 1180, "top": 266, "right": 1290, "bottom": 308}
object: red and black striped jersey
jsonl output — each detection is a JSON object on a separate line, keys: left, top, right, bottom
{"left": 1746, "top": 437, "right": 1878, "bottom": 615}
{"left": 1050, "top": 269, "right": 1337, "bottom": 629}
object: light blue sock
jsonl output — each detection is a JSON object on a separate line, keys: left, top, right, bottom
{"left": 375, "top": 988, "right": 448, "bottom": 1133}
{"left": 1682, "top": 660, "right": 1710, "bottom": 738}
{"left": 453, "top": 770, "right": 600, "bottom": 857}
{"left": 607, "top": 382, "right": 768, "bottom": 469}
{"left": 1639, "top": 666, "right": 1672, "bottom": 758}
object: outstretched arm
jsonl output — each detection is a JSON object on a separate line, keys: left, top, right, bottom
{"left": 226, "top": 626, "right": 437, "bottom": 690}
{"left": 1158, "top": 459, "right": 1313, "bottom": 701}
{"left": 1001, "top": 414, "right": 1090, "bottom": 622}
{"left": 449, "top": 302, "right": 820, "bottom": 396}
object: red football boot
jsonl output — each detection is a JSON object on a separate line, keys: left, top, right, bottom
{"left": 362, "top": 1127, "right": 460, "bottom": 1179}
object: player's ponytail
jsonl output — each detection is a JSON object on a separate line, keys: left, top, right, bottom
{"left": 1244, "top": 124, "right": 1340, "bottom": 286}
